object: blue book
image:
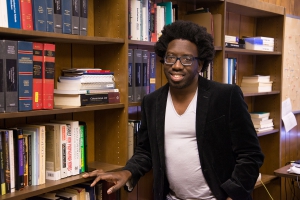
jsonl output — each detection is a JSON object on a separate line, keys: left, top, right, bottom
{"left": 141, "top": 50, "right": 149, "bottom": 97}
{"left": 6, "top": 0, "right": 21, "bottom": 29}
{"left": 133, "top": 49, "right": 142, "bottom": 102}
{"left": 128, "top": 49, "right": 133, "bottom": 102}
{"left": 46, "top": 0, "right": 54, "bottom": 32}
{"left": 149, "top": 52, "right": 156, "bottom": 93}
{"left": 53, "top": 0, "right": 62, "bottom": 33}
{"left": 17, "top": 41, "right": 33, "bottom": 111}
{"left": 32, "top": 0, "right": 47, "bottom": 31}
{"left": 61, "top": 0, "right": 72, "bottom": 34}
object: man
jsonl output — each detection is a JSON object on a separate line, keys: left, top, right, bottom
{"left": 83, "top": 20, "right": 264, "bottom": 200}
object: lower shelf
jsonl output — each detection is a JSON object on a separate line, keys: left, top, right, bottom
{"left": 254, "top": 174, "right": 278, "bottom": 189}
{"left": 2, "top": 162, "right": 123, "bottom": 200}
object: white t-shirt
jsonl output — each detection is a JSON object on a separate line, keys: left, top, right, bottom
{"left": 165, "top": 89, "right": 216, "bottom": 200}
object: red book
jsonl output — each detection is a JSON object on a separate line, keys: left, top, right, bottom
{"left": 43, "top": 43, "right": 55, "bottom": 109}
{"left": 32, "top": 43, "right": 44, "bottom": 110}
{"left": 20, "top": 0, "right": 33, "bottom": 30}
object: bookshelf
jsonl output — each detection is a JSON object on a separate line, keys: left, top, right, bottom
{"left": 0, "top": 0, "right": 129, "bottom": 199}
{"left": 128, "top": 0, "right": 285, "bottom": 199}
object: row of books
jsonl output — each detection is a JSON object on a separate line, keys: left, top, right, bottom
{"left": 0, "top": 0, "right": 88, "bottom": 35}
{"left": 223, "top": 58, "right": 237, "bottom": 84}
{"left": 129, "top": 0, "right": 175, "bottom": 42}
{"left": 250, "top": 112, "right": 274, "bottom": 132}
{"left": 0, "top": 40, "right": 55, "bottom": 113}
{"left": 128, "top": 48, "right": 156, "bottom": 102}
{"left": 54, "top": 69, "right": 120, "bottom": 108}
{"left": 128, "top": 119, "right": 141, "bottom": 159}
{"left": 0, "top": 120, "right": 88, "bottom": 195}
{"left": 27, "top": 180, "right": 118, "bottom": 200}
{"left": 240, "top": 75, "right": 273, "bottom": 93}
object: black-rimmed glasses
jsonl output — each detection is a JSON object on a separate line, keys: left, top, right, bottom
{"left": 164, "top": 55, "right": 200, "bottom": 66}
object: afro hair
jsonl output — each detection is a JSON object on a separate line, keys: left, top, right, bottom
{"left": 154, "top": 20, "right": 215, "bottom": 72}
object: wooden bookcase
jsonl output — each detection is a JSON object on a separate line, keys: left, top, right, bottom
{"left": 0, "top": 0, "right": 130, "bottom": 199}
{"left": 129, "top": 0, "right": 285, "bottom": 199}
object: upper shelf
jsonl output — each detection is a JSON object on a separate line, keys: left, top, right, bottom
{"left": 0, "top": 27, "right": 125, "bottom": 45}
{"left": 225, "top": 48, "right": 281, "bottom": 55}
{"left": 0, "top": 104, "right": 125, "bottom": 119}
{"left": 226, "top": 0, "right": 285, "bottom": 17}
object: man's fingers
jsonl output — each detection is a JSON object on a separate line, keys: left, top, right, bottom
{"left": 82, "top": 169, "right": 105, "bottom": 178}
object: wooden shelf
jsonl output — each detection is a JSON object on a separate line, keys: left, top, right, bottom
{"left": 257, "top": 129, "right": 279, "bottom": 137}
{"left": 226, "top": 0, "right": 284, "bottom": 17}
{"left": 0, "top": 104, "right": 125, "bottom": 119}
{"left": 129, "top": 102, "right": 142, "bottom": 107}
{"left": 0, "top": 27, "right": 124, "bottom": 45}
{"left": 254, "top": 174, "right": 278, "bottom": 189}
{"left": 129, "top": 40, "right": 155, "bottom": 46}
{"left": 225, "top": 48, "right": 282, "bottom": 55}
{"left": 0, "top": 162, "right": 123, "bottom": 200}
{"left": 243, "top": 91, "right": 280, "bottom": 97}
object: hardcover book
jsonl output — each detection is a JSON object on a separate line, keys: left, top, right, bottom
{"left": 17, "top": 41, "right": 33, "bottom": 111}
{"left": 79, "top": 0, "right": 88, "bottom": 35}
{"left": 128, "top": 49, "right": 133, "bottom": 102}
{"left": 0, "top": 42, "right": 5, "bottom": 113}
{"left": 1, "top": 40, "right": 18, "bottom": 113}
{"left": 0, "top": 0, "right": 8, "bottom": 28}
{"left": 71, "top": 0, "right": 80, "bottom": 35}
{"left": 19, "top": 0, "right": 33, "bottom": 30}
{"left": 43, "top": 43, "right": 55, "bottom": 109}
{"left": 0, "top": 131, "right": 6, "bottom": 195}
{"left": 79, "top": 121, "right": 87, "bottom": 173}
{"left": 53, "top": 0, "right": 62, "bottom": 33}
{"left": 149, "top": 51, "right": 156, "bottom": 93}
{"left": 61, "top": 0, "right": 72, "bottom": 34}
{"left": 23, "top": 134, "right": 29, "bottom": 186}
{"left": 46, "top": 0, "right": 54, "bottom": 32}
{"left": 32, "top": 42, "right": 44, "bottom": 110}
{"left": 133, "top": 49, "right": 142, "bottom": 102}
{"left": 6, "top": 0, "right": 21, "bottom": 29}
{"left": 32, "top": 0, "right": 47, "bottom": 31}
{"left": 141, "top": 50, "right": 149, "bottom": 97}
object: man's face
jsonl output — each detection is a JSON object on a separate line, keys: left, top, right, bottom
{"left": 164, "top": 39, "right": 202, "bottom": 89}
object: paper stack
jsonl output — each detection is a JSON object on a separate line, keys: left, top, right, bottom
{"left": 240, "top": 75, "right": 273, "bottom": 93}
{"left": 250, "top": 112, "right": 274, "bottom": 132}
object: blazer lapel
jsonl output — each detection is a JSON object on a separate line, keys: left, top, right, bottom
{"left": 196, "top": 76, "right": 211, "bottom": 152}
{"left": 156, "top": 84, "right": 169, "bottom": 171}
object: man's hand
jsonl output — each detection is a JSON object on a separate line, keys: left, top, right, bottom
{"left": 82, "top": 169, "right": 132, "bottom": 194}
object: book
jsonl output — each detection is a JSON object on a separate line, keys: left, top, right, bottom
{"left": 6, "top": 0, "right": 21, "bottom": 29}
{"left": 251, "top": 117, "right": 270, "bottom": 123}
{"left": 241, "top": 75, "right": 271, "bottom": 83}
{"left": 53, "top": 0, "right": 62, "bottom": 33}
{"left": 0, "top": 0, "right": 8, "bottom": 28}
{"left": 79, "top": 0, "right": 88, "bottom": 36}
{"left": 23, "top": 134, "right": 32, "bottom": 186}
{"left": 23, "top": 134, "right": 29, "bottom": 186}
{"left": 149, "top": 1, "right": 157, "bottom": 42}
{"left": 141, "top": 50, "right": 149, "bottom": 98}
{"left": 32, "top": 0, "right": 47, "bottom": 31}
{"left": 130, "top": 0, "right": 141, "bottom": 41}
{"left": 55, "top": 191, "right": 78, "bottom": 200}
{"left": 253, "top": 122, "right": 274, "bottom": 129}
{"left": 240, "top": 86, "right": 272, "bottom": 93}
{"left": 76, "top": 182, "right": 96, "bottom": 200}
{"left": 71, "top": 0, "right": 80, "bottom": 35}
{"left": 1, "top": 40, "right": 18, "bottom": 113}
{"left": 61, "top": 0, "right": 72, "bottom": 34}
{"left": 54, "top": 89, "right": 87, "bottom": 95}
{"left": 128, "top": 122, "right": 134, "bottom": 159}
{"left": 252, "top": 119, "right": 273, "bottom": 125}
{"left": 240, "top": 81, "right": 273, "bottom": 87}
{"left": 157, "top": 1, "right": 173, "bottom": 25}
{"left": 63, "top": 186, "right": 86, "bottom": 200}
{"left": 43, "top": 43, "right": 55, "bottom": 109}
{"left": 78, "top": 123, "right": 87, "bottom": 173}
{"left": 128, "top": 49, "right": 134, "bottom": 102}
{"left": 46, "top": 0, "right": 54, "bottom": 32}
{"left": 32, "top": 42, "right": 44, "bottom": 110}
{"left": 43, "top": 123, "right": 62, "bottom": 180}
{"left": 54, "top": 92, "right": 121, "bottom": 107}
{"left": 225, "top": 35, "right": 239, "bottom": 44}
{"left": 225, "top": 42, "right": 245, "bottom": 49}
{"left": 0, "top": 131, "right": 6, "bottom": 195}
{"left": 10, "top": 128, "right": 24, "bottom": 191}
{"left": 149, "top": 52, "right": 156, "bottom": 93}
{"left": 17, "top": 41, "right": 33, "bottom": 111}
{"left": 133, "top": 49, "right": 142, "bottom": 102}
{"left": 19, "top": 0, "right": 33, "bottom": 30}
{"left": 59, "top": 73, "right": 115, "bottom": 83}
{"left": 249, "top": 112, "right": 270, "bottom": 119}
{"left": 141, "top": 0, "right": 149, "bottom": 41}
{"left": 156, "top": 4, "right": 164, "bottom": 39}
{"left": 255, "top": 127, "right": 274, "bottom": 133}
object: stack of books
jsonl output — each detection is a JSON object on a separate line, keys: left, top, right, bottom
{"left": 250, "top": 112, "right": 274, "bottom": 132}
{"left": 224, "top": 35, "right": 245, "bottom": 49}
{"left": 243, "top": 36, "right": 274, "bottom": 51}
{"left": 54, "top": 68, "right": 120, "bottom": 108}
{"left": 240, "top": 75, "right": 273, "bottom": 93}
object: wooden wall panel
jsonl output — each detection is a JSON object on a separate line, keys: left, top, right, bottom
{"left": 260, "top": 0, "right": 300, "bottom": 16}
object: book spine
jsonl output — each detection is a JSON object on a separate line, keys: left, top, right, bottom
{"left": 66, "top": 124, "right": 72, "bottom": 177}
{"left": 128, "top": 49, "right": 133, "bottom": 102}
{"left": 0, "top": 0, "right": 8, "bottom": 28}
{"left": 72, "top": 0, "right": 80, "bottom": 35}
{"left": 53, "top": 0, "right": 62, "bottom": 33}
{"left": 80, "top": 93, "right": 109, "bottom": 105}
{"left": 39, "top": 126, "right": 46, "bottom": 185}
{"left": 45, "top": 125, "right": 60, "bottom": 180}
{"left": 43, "top": 43, "right": 55, "bottom": 109}
{"left": 2, "top": 131, "right": 10, "bottom": 193}
{"left": 32, "top": 0, "right": 47, "bottom": 31}
{"left": 18, "top": 41, "right": 33, "bottom": 111}
{"left": 79, "top": 0, "right": 87, "bottom": 36}
{"left": 27, "top": 134, "right": 32, "bottom": 186}
{"left": 149, "top": 52, "right": 156, "bottom": 93}
{"left": 60, "top": 125, "right": 68, "bottom": 178}
{"left": 6, "top": 0, "right": 21, "bottom": 29}
{"left": 32, "top": 43, "right": 44, "bottom": 110}
{"left": 4, "top": 40, "right": 18, "bottom": 113}
{"left": 61, "top": 0, "right": 72, "bottom": 34}
{"left": 19, "top": 0, "right": 33, "bottom": 30}
{"left": 46, "top": 0, "right": 54, "bottom": 32}
{"left": 0, "top": 42, "right": 5, "bottom": 113}
{"left": 130, "top": 0, "right": 141, "bottom": 40}
{"left": 150, "top": 1, "right": 157, "bottom": 42}
{"left": 73, "top": 124, "right": 80, "bottom": 175}
{"left": 23, "top": 135, "right": 28, "bottom": 187}
{"left": 8, "top": 130, "right": 15, "bottom": 193}
{"left": 17, "top": 134, "right": 24, "bottom": 190}
{"left": 141, "top": 50, "right": 148, "bottom": 97}
{"left": 133, "top": 49, "right": 142, "bottom": 102}
{"left": 0, "top": 132, "right": 6, "bottom": 195}
{"left": 79, "top": 125, "right": 84, "bottom": 173}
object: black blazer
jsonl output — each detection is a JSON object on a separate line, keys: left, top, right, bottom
{"left": 123, "top": 76, "right": 264, "bottom": 200}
